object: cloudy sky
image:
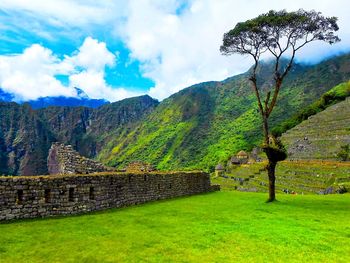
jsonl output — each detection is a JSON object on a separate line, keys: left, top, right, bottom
{"left": 0, "top": 0, "right": 349, "bottom": 102}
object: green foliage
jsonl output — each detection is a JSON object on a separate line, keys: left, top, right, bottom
{"left": 221, "top": 9, "right": 340, "bottom": 56}
{"left": 337, "top": 144, "right": 350, "bottom": 161}
{"left": 272, "top": 81, "right": 350, "bottom": 136}
{"left": 0, "top": 96, "right": 158, "bottom": 175}
{"left": 101, "top": 54, "right": 350, "bottom": 171}
{"left": 262, "top": 136, "right": 287, "bottom": 163}
{"left": 281, "top": 95, "right": 350, "bottom": 161}
{"left": 1, "top": 191, "right": 350, "bottom": 262}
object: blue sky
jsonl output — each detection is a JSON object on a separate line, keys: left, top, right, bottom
{"left": 0, "top": 0, "right": 349, "bottom": 102}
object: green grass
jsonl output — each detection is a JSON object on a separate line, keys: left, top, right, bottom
{"left": 212, "top": 160, "right": 350, "bottom": 194}
{"left": 1, "top": 191, "right": 350, "bottom": 262}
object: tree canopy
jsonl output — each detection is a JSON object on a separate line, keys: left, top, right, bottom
{"left": 221, "top": 9, "right": 339, "bottom": 59}
{"left": 220, "top": 9, "right": 340, "bottom": 120}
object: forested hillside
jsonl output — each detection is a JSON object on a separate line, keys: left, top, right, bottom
{"left": 0, "top": 95, "right": 158, "bottom": 175}
{"left": 1, "top": 54, "right": 350, "bottom": 175}
{"left": 98, "top": 54, "right": 350, "bottom": 171}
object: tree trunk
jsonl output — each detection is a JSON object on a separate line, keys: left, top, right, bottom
{"left": 267, "top": 160, "right": 277, "bottom": 202}
{"left": 262, "top": 114, "right": 278, "bottom": 202}
{"left": 262, "top": 115, "right": 269, "bottom": 145}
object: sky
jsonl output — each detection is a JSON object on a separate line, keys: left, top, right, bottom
{"left": 0, "top": 0, "right": 349, "bottom": 102}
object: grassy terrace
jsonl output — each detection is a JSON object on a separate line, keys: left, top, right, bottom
{"left": 1, "top": 191, "right": 350, "bottom": 262}
{"left": 212, "top": 160, "right": 350, "bottom": 194}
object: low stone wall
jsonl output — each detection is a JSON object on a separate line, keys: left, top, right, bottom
{"left": 0, "top": 171, "right": 217, "bottom": 221}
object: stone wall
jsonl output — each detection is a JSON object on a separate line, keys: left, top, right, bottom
{"left": 0, "top": 171, "right": 217, "bottom": 221}
{"left": 48, "top": 143, "right": 113, "bottom": 175}
{"left": 125, "top": 161, "right": 155, "bottom": 172}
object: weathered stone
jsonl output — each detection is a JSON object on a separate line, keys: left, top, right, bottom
{"left": 48, "top": 143, "right": 114, "bottom": 175}
{"left": 0, "top": 171, "right": 218, "bottom": 221}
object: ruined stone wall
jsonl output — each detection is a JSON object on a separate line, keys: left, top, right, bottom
{"left": 0, "top": 171, "right": 216, "bottom": 221}
{"left": 47, "top": 143, "right": 113, "bottom": 175}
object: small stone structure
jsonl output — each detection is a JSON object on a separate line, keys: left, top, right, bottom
{"left": 227, "top": 150, "right": 249, "bottom": 166}
{"left": 0, "top": 171, "right": 218, "bottom": 221}
{"left": 237, "top": 150, "right": 249, "bottom": 160}
{"left": 229, "top": 156, "right": 241, "bottom": 165}
{"left": 48, "top": 143, "right": 113, "bottom": 175}
{"left": 215, "top": 164, "right": 224, "bottom": 177}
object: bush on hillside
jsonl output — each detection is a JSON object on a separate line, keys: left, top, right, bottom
{"left": 337, "top": 144, "right": 350, "bottom": 161}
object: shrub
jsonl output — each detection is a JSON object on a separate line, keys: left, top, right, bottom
{"left": 336, "top": 144, "right": 350, "bottom": 161}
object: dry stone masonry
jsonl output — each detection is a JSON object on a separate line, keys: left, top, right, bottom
{"left": 48, "top": 143, "right": 114, "bottom": 175}
{"left": 1, "top": 142, "right": 219, "bottom": 221}
{"left": 0, "top": 171, "right": 218, "bottom": 221}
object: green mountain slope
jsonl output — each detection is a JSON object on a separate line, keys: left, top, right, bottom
{"left": 281, "top": 89, "right": 350, "bottom": 160}
{"left": 273, "top": 80, "right": 350, "bottom": 136}
{"left": 0, "top": 95, "right": 159, "bottom": 175}
{"left": 99, "top": 54, "right": 350, "bottom": 171}
{"left": 0, "top": 103, "right": 54, "bottom": 175}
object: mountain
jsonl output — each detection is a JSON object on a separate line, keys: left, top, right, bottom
{"left": 38, "top": 95, "right": 159, "bottom": 158}
{"left": 0, "top": 103, "right": 54, "bottom": 175}
{"left": 1, "top": 53, "right": 350, "bottom": 176}
{"left": 281, "top": 83, "right": 350, "bottom": 160}
{"left": 0, "top": 89, "right": 14, "bottom": 102}
{"left": 0, "top": 95, "right": 159, "bottom": 175}
{"left": 0, "top": 87, "right": 108, "bottom": 109}
{"left": 97, "top": 54, "right": 350, "bottom": 171}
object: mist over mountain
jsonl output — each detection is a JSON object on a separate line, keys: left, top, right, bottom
{"left": 0, "top": 87, "right": 108, "bottom": 109}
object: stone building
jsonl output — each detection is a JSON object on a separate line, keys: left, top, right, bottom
{"left": 227, "top": 150, "right": 249, "bottom": 166}
{"left": 47, "top": 143, "right": 114, "bottom": 175}
{"left": 215, "top": 164, "right": 224, "bottom": 177}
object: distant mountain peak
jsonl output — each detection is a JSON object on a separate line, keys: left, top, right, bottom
{"left": 74, "top": 87, "right": 89, "bottom": 99}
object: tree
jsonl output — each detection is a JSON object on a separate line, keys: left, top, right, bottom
{"left": 220, "top": 9, "right": 340, "bottom": 202}
{"left": 337, "top": 144, "right": 349, "bottom": 161}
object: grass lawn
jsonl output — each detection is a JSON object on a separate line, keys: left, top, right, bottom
{"left": 1, "top": 191, "right": 350, "bottom": 263}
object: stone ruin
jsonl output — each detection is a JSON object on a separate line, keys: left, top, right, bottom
{"left": 0, "top": 170, "right": 218, "bottom": 221}
{"left": 125, "top": 161, "right": 155, "bottom": 172}
{"left": 0, "top": 142, "right": 221, "bottom": 221}
{"left": 47, "top": 142, "right": 114, "bottom": 175}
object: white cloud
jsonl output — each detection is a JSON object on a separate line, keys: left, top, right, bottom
{"left": 0, "top": 37, "right": 141, "bottom": 102}
{"left": 69, "top": 70, "right": 141, "bottom": 102}
{"left": 0, "top": 44, "right": 75, "bottom": 100}
{"left": 121, "top": 0, "right": 350, "bottom": 100}
{"left": 0, "top": 0, "right": 121, "bottom": 27}
{"left": 66, "top": 37, "right": 115, "bottom": 71}
{"left": 1, "top": 0, "right": 349, "bottom": 101}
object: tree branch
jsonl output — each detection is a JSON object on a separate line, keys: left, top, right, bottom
{"left": 249, "top": 57, "right": 265, "bottom": 116}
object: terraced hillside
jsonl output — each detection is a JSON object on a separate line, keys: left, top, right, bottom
{"left": 212, "top": 161, "right": 350, "bottom": 194}
{"left": 281, "top": 97, "right": 350, "bottom": 160}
